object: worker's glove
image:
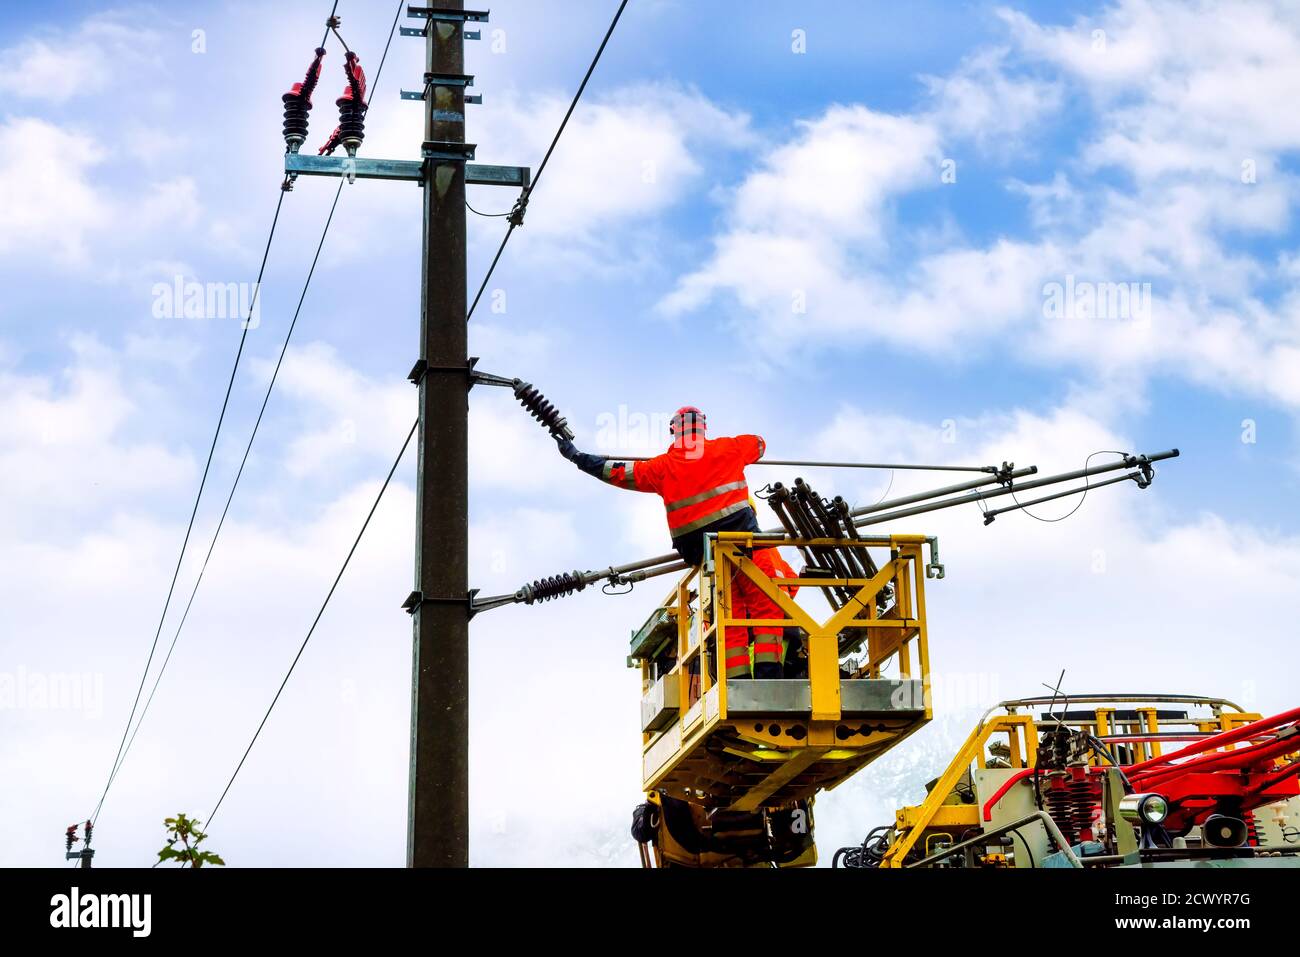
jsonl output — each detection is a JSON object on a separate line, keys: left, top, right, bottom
{"left": 556, "top": 436, "right": 579, "bottom": 462}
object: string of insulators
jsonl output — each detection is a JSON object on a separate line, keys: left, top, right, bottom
{"left": 281, "top": 47, "right": 326, "bottom": 154}
{"left": 513, "top": 380, "right": 575, "bottom": 441}
{"left": 517, "top": 571, "right": 585, "bottom": 604}
{"left": 320, "top": 51, "right": 367, "bottom": 156}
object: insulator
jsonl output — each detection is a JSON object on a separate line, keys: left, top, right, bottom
{"left": 512, "top": 380, "right": 575, "bottom": 441}
{"left": 519, "top": 571, "right": 586, "bottom": 604}
{"left": 1042, "top": 780, "right": 1077, "bottom": 846}
{"left": 282, "top": 47, "right": 326, "bottom": 153}
{"left": 1068, "top": 775, "right": 1101, "bottom": 842}
{"left": 1244, "top": 810, "right": 1259, "bottom": 847}
{"left": 335, "top": 99, "right": 365, "bottom": 155}
{"left": 334, "top": 51, "right": 367, "bottom": 156}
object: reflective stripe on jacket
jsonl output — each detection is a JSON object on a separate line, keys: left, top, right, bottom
{"left": 571, "top": 433, "right": 766, "bottom": 557}
{"left": 630, "top": 435, "right": 765, "bottom": 536}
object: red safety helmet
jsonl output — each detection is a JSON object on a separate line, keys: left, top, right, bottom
{"left": 669, "top": 406, "right": 706, "bottom": 451}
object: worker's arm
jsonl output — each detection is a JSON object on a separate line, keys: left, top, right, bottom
{"left": 738, "top": 434, "right": 767, "bottom": 465}
{"left": 556, "top": 437, "right": 655, "bottom": 492}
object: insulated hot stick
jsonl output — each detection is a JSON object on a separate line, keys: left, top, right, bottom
{"left": 614, "top": 454, "right": 1004, "bottom": 474}
{"left": 851, "top": 451, "right": 1179, "bottom": 530}
{"left": 473, "top": 449, "right": 1180, "bottom": 613}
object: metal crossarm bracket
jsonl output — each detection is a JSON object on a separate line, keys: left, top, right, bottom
{"left": 285, "top": 153, "right": 424, "bottom": 182}
{"left": 403, "top": 589, "right": 481, "bottom": 620}
{"left": 402, "top": 25, "right": 480, "bottom": 39}
{"left": 428, "top": 72, "right": 475, "bottom": 87}
{"left": 423, "top": 140, "right": 477, "bottom": 162}
{"left": 407, "top": 6, "right": 489, "bottom": 22}
{"left": 284, "top": 154, "right": 530, "bottom": 189}
{"left": 467, "top": 164, "right": 530, "bottom": 188}
{"left": 402, "top": 72, "right": 477, "bottom": 101}
{"left": 409, "top": 356, "right": 482, "bottom": 387}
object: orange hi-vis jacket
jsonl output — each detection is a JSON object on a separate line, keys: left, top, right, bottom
{"left": 598, "top": 434, "right": 767, "bottom": 539}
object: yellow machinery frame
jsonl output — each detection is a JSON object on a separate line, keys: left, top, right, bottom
{"left": 637, "top": 531, "right": 935, "bottom": 814}
{"left": 881, "top": 694, "right": 1264, "bottom": 867}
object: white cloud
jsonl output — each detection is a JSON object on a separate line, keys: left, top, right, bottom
{"left": 922, "top": 47, "right": 1063, "bottom": 147}
{"left": 0, "top": 337, "right": 193, "bottom": 535}
{"left": 255, "top": 342, "right": 410, "bottom": 478}
{"left": 0, "top": 16, "right": 161, "bottom": 103}
{"left": 661, "top": 1, "right": 1300, "bottom": 410}
{"left": 0, "top": 118, "right": 110, "bottom": 263}
{"left": 471, "top": 82, "right": 754, "bottom": 241}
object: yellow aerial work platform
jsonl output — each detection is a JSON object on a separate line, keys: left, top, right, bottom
{"left": 628, "top": 531, "right": 936, "bottom": 864}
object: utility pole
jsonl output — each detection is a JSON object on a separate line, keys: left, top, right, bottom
{"left": 284, "top": 3, "right": 527, "bottom": 868}
{"left": 408, "top": 0, "right": 469, "bottom": 868}
{"left": 65, "top": 821, "right": 94, "bottom": 868}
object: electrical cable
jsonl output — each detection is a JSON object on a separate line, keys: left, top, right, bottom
{"left": 1009, "top": 450, "right": 1128, "bottom": 523}
{"left": 465, "top": 199, "right": 512, "bottom": 217}
{"left": 465, "top": 0, "right": 629, "bottom": 321}
{"left": 1008, "top": 826, "right": 1036, "bottom": 868}
{"left": 206, "top": 418, "right": 417, "bottom": 828}
{"left": 91, "top": 189, "right": 286, "bottom": 827}
{"left": 98, "top": 183, "right": 346, "bottom": 806}
{"left": 92, "top": 0, "right": 407, "bottom": 820}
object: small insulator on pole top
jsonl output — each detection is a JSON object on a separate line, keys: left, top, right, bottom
{"left": 282, "top": 47, "right": 326, "bottom": 154}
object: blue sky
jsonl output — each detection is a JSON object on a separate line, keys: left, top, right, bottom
{"left": 3, "top": 0, "right": 1300, "bottom": 867}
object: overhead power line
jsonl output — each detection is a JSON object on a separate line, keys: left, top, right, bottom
{"left": 92, "top": 0, "right": 405, "bottom": 825}
{"left": 91, "top": 189, "right": 285, "bottom": 827}
{"left": 206, "top": 418, "right": 417, "bottom": 828}
{"left": 466, "top": 0, "right": 630, "bottom": 321}
{"left": 201, "top": 0, "right": 631, "bottom": 843}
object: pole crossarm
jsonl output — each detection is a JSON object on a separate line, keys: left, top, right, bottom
{"left": 284, "top": 153, "right": 529, "bottom": 187}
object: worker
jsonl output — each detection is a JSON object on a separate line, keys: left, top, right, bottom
{"left": 556, "top": 407, "right": 785, "bottom": 679}
{"left": 759, "top": 547, "right": 804, "bottom": 676}
{"left": 749, "top": 545, "right": 799, "bottom": 678}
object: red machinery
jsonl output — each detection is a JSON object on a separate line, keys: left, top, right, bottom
{"left": 981, "top": 707, "right": 1300, "bottom": 847}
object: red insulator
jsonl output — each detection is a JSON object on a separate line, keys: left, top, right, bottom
{"left": 282, "top": 47, "right": 326, "bottom": 153}
{"left": 1244, "top": 810, "right": 1259, "bottom": 847}
{"left": 1042, "top": 779, "right": 1076, "bottom": 846}
{"left": 320, "top": 51, "right": 368, "bottom": 156}
{"left": 1068, "top": 775, "right": 1101, "bottom": 842}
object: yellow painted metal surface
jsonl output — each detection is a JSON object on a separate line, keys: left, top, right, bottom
{"left": 635, "top": 532, "right": 934, "bottom": 817}
{"left": 884, "top": 697, "right": 1266, "bottom": 868}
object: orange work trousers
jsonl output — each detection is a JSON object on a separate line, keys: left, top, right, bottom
{"left": 723, "top": 548, "right": 787, "bottom": 679}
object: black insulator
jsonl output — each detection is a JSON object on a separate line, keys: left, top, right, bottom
{"left": 329, "top": 51, "right": 368, "bottom": 155}
{"left": 513, "top": 380, "right": 574, "bottom": 441}
{"left": 282, "top": 48, "right": 326, "bottom": 152}
{"left": 282, "top": 95, "right": 311, "bottom": 143}
{"left": 336, "top": 99, "right": 366, "bottom": 151}
{"left": 522, "top": 571, "right": 585, "bottom": 604}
